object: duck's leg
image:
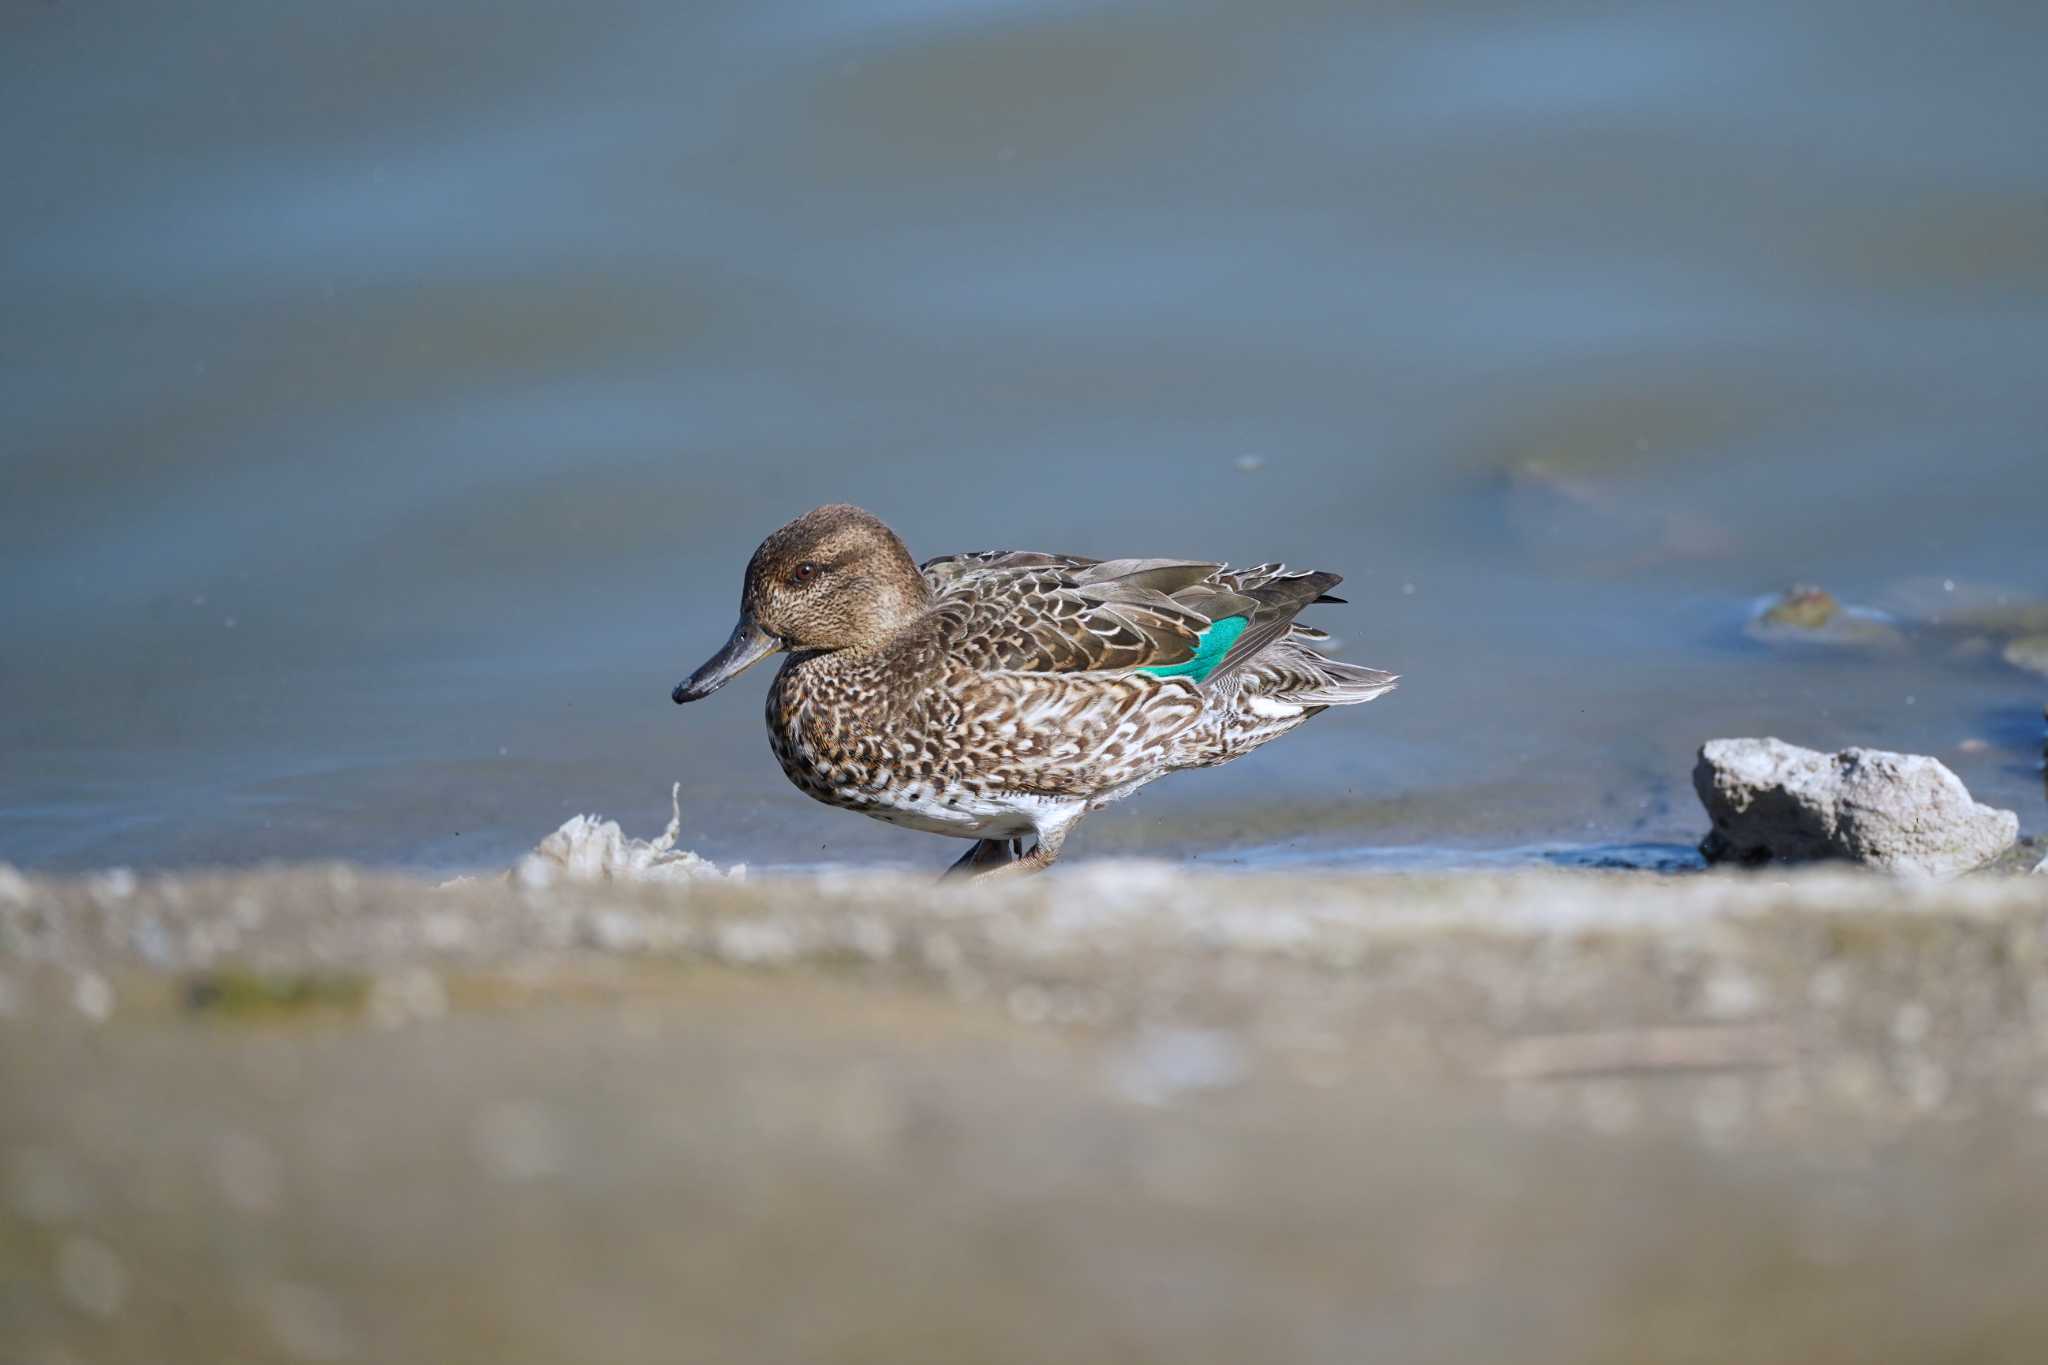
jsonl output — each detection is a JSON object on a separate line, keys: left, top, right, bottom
{"left": 954, "top": 817, "right": 1079, "bottom": 881}
{"left": 941, "top": 838, "right": 1016, "bottom": 880}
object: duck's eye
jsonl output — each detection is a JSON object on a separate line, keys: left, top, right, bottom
{"left": 789, "top": 561, "right": 819, "bottom": 587}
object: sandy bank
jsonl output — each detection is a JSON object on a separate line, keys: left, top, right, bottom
{"left": 5, "top": 863, "right": 2048, "bottom": 1361}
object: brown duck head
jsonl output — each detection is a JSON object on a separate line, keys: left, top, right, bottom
{"left": 673, "top": 504, "right": 931, "bottom": 703}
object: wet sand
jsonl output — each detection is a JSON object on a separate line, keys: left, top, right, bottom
{"left": 7, "top": 861, "right": 2048, "bottom": 1362}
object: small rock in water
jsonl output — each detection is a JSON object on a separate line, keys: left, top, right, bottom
{"left": 1744, "top": 585, "right": 1904, "bottom": 649}
{"left": 1694, "top": 737, "right": 2018, "bottom": 877}
{"left": 1758, "top": 584, "right": 1838, "bottom": 630}
{"left": 2002, "top": 634, "right": 2048, "bottom": 679}
{"left": 512, "top": 783, "right": 737, "bottom": 886}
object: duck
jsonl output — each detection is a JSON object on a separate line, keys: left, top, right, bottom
{"left": 672, "top": 504, "right": 1397, "bottom": 878}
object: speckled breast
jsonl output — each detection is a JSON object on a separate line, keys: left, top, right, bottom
{"left": 766, "top": 660, "right": 943, "bottom": 801}
{"left": 764, "top": 657, "right": 1039, "bottom": 836}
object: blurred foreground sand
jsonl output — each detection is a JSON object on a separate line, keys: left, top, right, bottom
{"left": 5, "top": 863, "right": 2048, "bottom": 1363}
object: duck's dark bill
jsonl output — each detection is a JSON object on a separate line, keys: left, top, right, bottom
{"left": 673, "top": 619, "right": 780, "bottom": 703}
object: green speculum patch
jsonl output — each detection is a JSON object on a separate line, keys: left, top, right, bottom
{"left": 1140, "top": 615, "right": 1248, "bottom": 681}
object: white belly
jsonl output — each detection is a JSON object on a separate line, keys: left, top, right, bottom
{"left": 846, "top": 782, "right": 1063, "bottom": 840}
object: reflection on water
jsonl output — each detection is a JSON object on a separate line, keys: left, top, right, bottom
{"left": 2, "top": 0, "right": 2044, "bottom": 870}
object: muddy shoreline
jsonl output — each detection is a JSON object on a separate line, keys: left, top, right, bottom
{"left": 7, "top": 863, "right": 2048, "bottom": 1361}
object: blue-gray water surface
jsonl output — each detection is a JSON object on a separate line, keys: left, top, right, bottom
{"left": 3, "top": 0, "right": 2045, "bottom": 874}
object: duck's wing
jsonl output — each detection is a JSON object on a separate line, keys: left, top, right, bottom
{"left": 1186, "top": 565, "right": 1347, "bottom": 688}
{"left": 921, "top": 554, "right": 1241, "bottom": 675}
{"left": 920, "top": 552, "right": 1351, "bottom": 683}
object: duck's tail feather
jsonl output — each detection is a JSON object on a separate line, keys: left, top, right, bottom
{"left": 1276, "top": 655, "right": 1400, "bottom": 706}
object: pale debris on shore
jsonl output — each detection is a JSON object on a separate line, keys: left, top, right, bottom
{"left": 512, "top": 783, "right": 741, "bottom": 886}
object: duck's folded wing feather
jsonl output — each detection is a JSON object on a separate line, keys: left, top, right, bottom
{"left": 921, "top": 552, "right": 1349, "bottom": 684}
{"left": 920, "top": 549, "right": 1098, "bottom": 592}
{"left": 922, "top": 555, "right": 1232, "bottom": 674}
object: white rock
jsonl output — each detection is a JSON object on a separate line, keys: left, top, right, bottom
{"left": 1694, "top": 737, "right": 2017, "bottom": 877}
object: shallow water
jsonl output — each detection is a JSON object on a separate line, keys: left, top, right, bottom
{"left": 3, "top": 0, "right": 2045, "bottom": 873}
